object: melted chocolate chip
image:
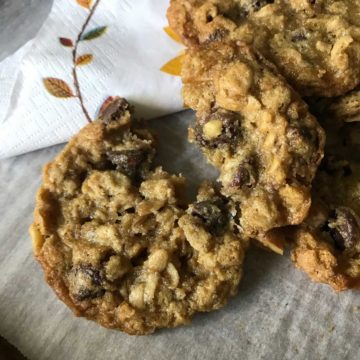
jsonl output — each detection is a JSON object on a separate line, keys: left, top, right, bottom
{"left": 231, "top": 163, "right": 257, "bottom": 188}
{"left": 195, "top": 110, "right": 242, "bottom": 149}
{"left": 191, "top": 198, "right": 228, "bottom": 235}
{"left": 292, "top": 33, "right": 307, "bottom": 42}
{"left": 240, "top": 0, "right": 274, "bottom": 16}
{"left": 327, "top": 207, "right": 360, "bottom": 251}
{"left": 207, "top": 28, "right": 229, "bottom": 42}
{"left": 80, "top": 264, "right": 103, "bottom": 285}
{"left": 252, "top": 0, "right": 274, "bottom": 11}
{"left": 288, "top": 126, "right": 316, "bottom": 144}
{"left": 70, "top": 264, "right": 105, "bottom": 301}
{"left": 99, "top": 97, "right": 130, "bottom": 125}
{"left": 107, "top": 149, "right": 151, "bottom": 180}
{"left": 232, "top": 167, "right": 250, "bottom": 188}
{"left": 76, "top": 288, "right": 105, "bottom": 301}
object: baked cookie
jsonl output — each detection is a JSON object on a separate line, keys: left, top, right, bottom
{"left": 30, "top": 98, "right": 247, "bottom": 335}
{"left": 309, "top": 86, "right": 360, "bottom": 125}
{"left": 167, "top": 0, "right": 360, "bottom": 97}
{"left": 291, "top": 123, "right": 360, "bottom": 291}
{"left": 182, "top": 41, "right": 325, "bottom": 244}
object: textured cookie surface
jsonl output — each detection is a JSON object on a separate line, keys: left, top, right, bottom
{"left": 168, "top": 0, "right": 360, "bottom": 97}
{"left": 291, "top": 124, "right": 360, "bottom": 291}
{"left": 182, "top": 41, "right": 325, "bottom": 241}
{"left": 30, "top": 99, "right": 247, "bottom": 335}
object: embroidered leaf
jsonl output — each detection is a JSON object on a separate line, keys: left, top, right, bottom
{"left": 160, "top": 53, "right": 185, "bottom": 76}
{"left": 59, "top": 37, "right": 74, "bottom": 47}
{"left": 81, "top": 26, "right": 107, "bottom": 41}
{"left": 76, "top": 0, "right": 93, "bottom": 9}
{"left": 76, "top": 54, "right": 93, "bottom": 66}
{"left": 43, "top": 78, "right": 74, "bottom": 98}
{"left": 98, "top": 96, "right": 119, "bottom": 117}
{"left": 164, "top": 26, "right": 183, "bottom": 44}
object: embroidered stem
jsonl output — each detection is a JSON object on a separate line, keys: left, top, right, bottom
{"left": 72, "top": 0, "right": 101, "bottom": 123}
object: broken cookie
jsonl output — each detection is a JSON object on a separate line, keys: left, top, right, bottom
{"left": 181, "top": 41, "right": 325, "bottom": 244}
{"left": 30, "top": 98, "right": 248, "bottom": 334}
{"left": 291, "top": 123, "right": 360, "bottom": 291}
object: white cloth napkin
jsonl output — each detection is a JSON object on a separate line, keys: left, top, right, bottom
{"left": 0, "top": 0, "right": 183, "bottom": 159}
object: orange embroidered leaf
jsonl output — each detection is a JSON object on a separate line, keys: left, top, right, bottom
{"left": 164, "top": 26, "right": 183, "bottom": 44}
{"left": 43, "top": 78, "right": 74, "bottom": 98}
{"left": 76, "top": 54, "right": 93, "bottom": 66}
{"left": 59, "top": 37, "right": 73, "bottom": 47}
{"left": 76, "top": 0, "right": 93, "bottom": 9}
{"left": 160, "top": 53, "right": 185, "bottom": 76}
{"left": 81, "top": 26, "right": 107, "bottom": 41}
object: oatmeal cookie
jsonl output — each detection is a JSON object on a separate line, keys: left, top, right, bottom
{"left": 182, "top": 41, "right": 325, "bottom": 242}
{"left": 309, "top": 86, "right": 360, "bottom": 125}
{"left": 291, "top": 123, "right": 360, "bottom": 291}
{"left": 30, "top": 98, "right": 247, "bottom": 335}
{"left": 167, "top": 0, "right": 360, "bottom": 97}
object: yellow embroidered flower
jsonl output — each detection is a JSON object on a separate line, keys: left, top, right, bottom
{"left": 161, "top": 27, "right": 184, "bottom": 77}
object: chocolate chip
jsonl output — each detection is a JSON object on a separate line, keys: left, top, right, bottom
{"left": 191, "top": 198, "right": 228, "bottom": 235}
{"left": 99, "top": 97, "right": 130, "bottom": 125}
{"left": 107, "top": 149, "right": 152, "bottom": 180}
{"left": 206, "top": 14, "right": 214, "bottom": 23}
{"left": 70, "top": 264, "right": 105, "bottom": 301}
{"left": 195, "top": 110, "right": 241, "bottom": 149}
{"left": 76, "top": 288, "right": 105, "bottom": 301}
{"left": 207, "top": 28, "right": 229, "bottom": 42}
{"left": 231, "top": 163, "right": 257, "bottom": 188}
{"left": 291, "top": 33, "right": 307, "bottom": 42}
{"left": 287, "top": 126, "right": 319, "bottom": 159}
{"left": 327, "top": 207, "right": 360, "bottom": 251}
{"left": 252, "top": 0, "right": 274, "bottom": 11}
{"left": 81, "top": 264, "right": 103, "bottom": 285}
{"left": 288, "top": 126, "right": 315, "bottom": 143}
{"left": 232, "top": 167, "right": 250, "bottom": 187}
{"left": 239, "top": 0, "right": 274, "bottom": 16}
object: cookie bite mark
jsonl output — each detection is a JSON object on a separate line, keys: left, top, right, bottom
{"left": 182, "top": 41, "right": 324, "bottom": 245}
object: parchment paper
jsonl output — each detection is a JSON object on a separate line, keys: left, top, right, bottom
{"left": 0, "top": 111, "right": 359, "bottom": 360}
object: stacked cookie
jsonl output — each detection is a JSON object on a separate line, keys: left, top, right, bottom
{"left": 168, "top": 0, "right": 360, "bottom": 291}
{"left": 30, "top": 0, "right": 360, "bottom": 335}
